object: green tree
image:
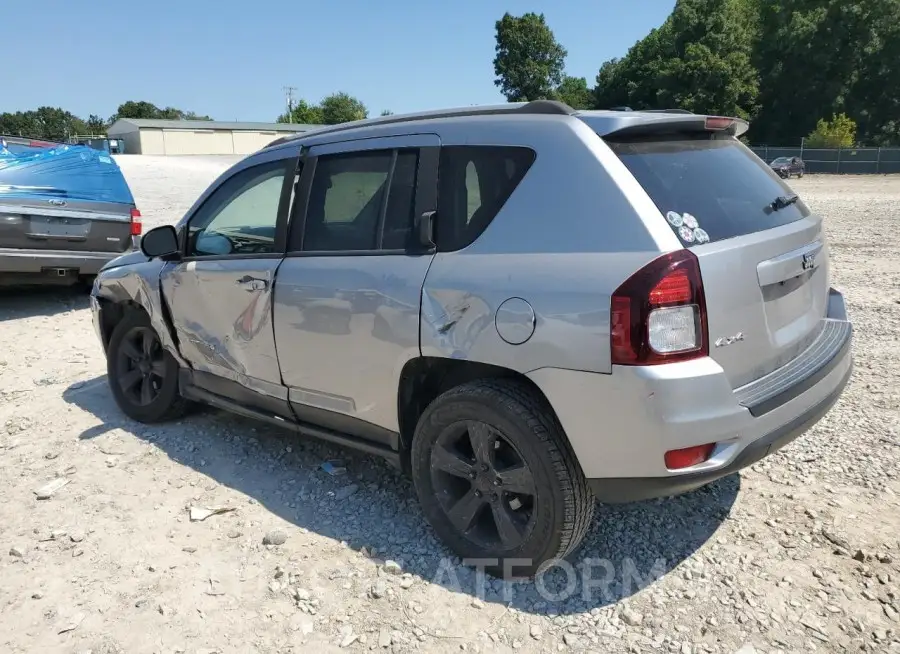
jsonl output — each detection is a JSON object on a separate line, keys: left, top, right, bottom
{"left": 805, "top": 113, "right": 857, "bottom": 148}
{"left": 554, "top": 76, "right": 594, "bottom": 109}
{"left": 753, "top": 0, "right": 900, "bottom": 144}
{"left": 380, "top": 109, "right": 394, "bottom": 116}
{"left": 594, "top": 0, "right": 759, "bottom": 119}
{"left": 277, "top": 99, "right": 325, "bottom": 125}
{"left": 86, "top": 114, "right": 107, "bottom": 134}
{"left": 111, "top": 101, "right": 213, "bottom": 123}
{"left": 320, "top": 92, "right": 368, "bottom": 124}
{"left": 493, "top": 12, "right": 567, "bottom": 101}
{"left": 0, "top": 107, "right": 86, "bottom": 140}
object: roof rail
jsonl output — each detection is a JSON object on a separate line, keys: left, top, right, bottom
{"left": 263, "top": 100, "right": 576, "bottom": 149}
{"left": 610, "top": 106, "right": 633, "bottom": 112}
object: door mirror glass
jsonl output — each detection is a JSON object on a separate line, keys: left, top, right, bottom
{"left": 195, "top": 232, "right": 233, "bottom": 256}
{"left": 140, "top": 225, "right": 179, "bottom": 258}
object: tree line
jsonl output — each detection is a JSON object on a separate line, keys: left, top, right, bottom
{"left": 275, "top": 92, "right": 390, "bottom": 126}
{"left": 493, "top": 1, "right": 900, "bottom": 146}
{"left": 0, "top": 101, "right": 212, "bottom": 142}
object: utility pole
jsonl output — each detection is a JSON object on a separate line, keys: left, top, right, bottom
{"left": 283, "top": 86, "right": 297, "bottom": 123}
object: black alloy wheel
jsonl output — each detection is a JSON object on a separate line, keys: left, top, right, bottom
{"left": 430, "top": 420, "right": 537, "bottom": 551}
{"left": 106, "top": 309, "right": 189, "bottom": 423}
{"left": 116, "top": 325, "right": 166, "bottom": 406}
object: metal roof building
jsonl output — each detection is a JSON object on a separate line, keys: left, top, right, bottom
{"left": 106, "top": 118, "right": 319, "bottom": 155}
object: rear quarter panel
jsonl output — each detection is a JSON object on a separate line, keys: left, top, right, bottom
{"left": 420, "top": 116, "right": 680, "bottom": 374}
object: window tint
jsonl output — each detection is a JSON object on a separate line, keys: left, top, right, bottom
{"left": 302, "top": 149, "right": 418, "bottom": 252}
{"left": 608, "top": 136, "right": 810, "bottom": 244}
{"left": 382, "top": 150, "right": 419, "bottom": 249}
{"left": 187, "top": 159, "right": 290, "bottom": 257}
{"left": 437, "top": 146, "right": 535, "bottom": 252}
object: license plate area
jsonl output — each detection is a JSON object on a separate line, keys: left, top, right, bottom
{"left": 27, "top": 215, "right": 90, "bottom": 240}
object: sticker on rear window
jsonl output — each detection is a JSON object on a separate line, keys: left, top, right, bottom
{"left": 666, "top": 211, "right": 684, "bottom": 227}
{"left": 682, "top": 213, "right": 698, "bottom": 229}
{"left": 693, "top": 227, "right": 709, "bottom": 244}
{"left": 678, "top": 225, "right": 696, "bottom": 243}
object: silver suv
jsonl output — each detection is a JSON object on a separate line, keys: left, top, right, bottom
{"left": 91, "top": 101, "right": 853, "bottom": 577}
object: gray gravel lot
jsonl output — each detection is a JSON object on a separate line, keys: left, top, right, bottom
{"left": 0, "top": 158, "right": 898, "bottom": 653}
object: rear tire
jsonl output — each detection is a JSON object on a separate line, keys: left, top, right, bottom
{"left": 411, "top": 379, "right": 594, "bottom": 578}
{"left": 107, "top": 310, "right": 189, "bottom": 423}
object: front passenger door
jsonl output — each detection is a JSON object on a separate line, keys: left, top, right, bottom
{"left": 162, "top": 152, "right": 296, "bottom": 410}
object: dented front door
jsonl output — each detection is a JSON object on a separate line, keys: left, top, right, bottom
{"left": 161, "top": 154, "right": 296, "bottom": 396}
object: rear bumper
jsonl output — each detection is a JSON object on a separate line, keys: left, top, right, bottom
{"left": 528, "top": 287, "right": 853, "bottom": 503}
{"left": 0, "top": 244, "right": 134, "bottom": 275}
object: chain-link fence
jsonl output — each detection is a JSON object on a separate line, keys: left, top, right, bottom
{"left": 750, "top": 146, "right": 900, "bottom": 174}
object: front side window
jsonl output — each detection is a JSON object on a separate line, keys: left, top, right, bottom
{"left": 187, "top": 159, "right": 290, "bottom": 256}
{"left": 302, "top": 149, "right": 418, "bottom": 252}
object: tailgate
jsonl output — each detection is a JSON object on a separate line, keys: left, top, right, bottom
{"left": 608, "top": 133, "right": 826, "bottom": 389}
{"left": 0, "top": 197, "right": 134, "bottom": 253}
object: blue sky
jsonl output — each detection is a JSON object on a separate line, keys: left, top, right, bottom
{"left": 4, "top": 1, "right": 675, "bottom": 121}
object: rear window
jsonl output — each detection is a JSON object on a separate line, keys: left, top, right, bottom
{"left": 608, "top": 136, "right": 810, "bottom": 244}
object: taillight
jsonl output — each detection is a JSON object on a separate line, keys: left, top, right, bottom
{"left": 610, "top": 250, "right": 708, "bottom": 365}
{"left": 130, "top": 208, "right": 142, "bottom": 236}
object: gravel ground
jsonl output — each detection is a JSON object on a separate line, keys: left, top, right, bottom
{"left": 1, "top": 158, "right": 899, "bottom": 654}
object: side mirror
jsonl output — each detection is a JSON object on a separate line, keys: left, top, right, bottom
{"left": 415, "top": 211, "right": 436, "bottom": 251}
{"left": 140, "top": 225, "right": 180, "bottom": 259}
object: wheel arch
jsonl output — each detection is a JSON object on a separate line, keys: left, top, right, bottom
{"left": 396, "top": 356, "right": 565, "bottom": 472}
{"left": 93, "top": 262, "right": 186, "bottom": 367}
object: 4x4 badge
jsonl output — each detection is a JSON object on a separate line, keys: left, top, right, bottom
{"left": 715, "top": 332, "right": 744, "bottom": 347}
{"left": 802, "top": 252, "right": 816, "bottom": 270}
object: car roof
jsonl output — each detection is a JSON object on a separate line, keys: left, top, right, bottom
{"left": 263, "top": 101, "right": 749, "bottom": 153}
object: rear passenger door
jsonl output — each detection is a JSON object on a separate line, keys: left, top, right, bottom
{"left": 273, "top": 134, "right": 439, "bottom": 445}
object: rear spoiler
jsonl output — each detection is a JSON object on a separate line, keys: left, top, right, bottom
{"left": 604, "top": 114, "right": 750, "bottom": 140}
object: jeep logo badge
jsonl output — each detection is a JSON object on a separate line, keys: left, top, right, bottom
{"left": 48, "top": 199, "right": 67, "bottom": 207}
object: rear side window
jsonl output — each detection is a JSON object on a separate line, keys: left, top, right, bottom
{"left": 608, "top": 136, "right": 810, "bottom": 244}
{"left": 437, "top": 146, "right": 535, "bottom": 251}
{"left": 301, "top": 149, "right": 419, "bottom": 252}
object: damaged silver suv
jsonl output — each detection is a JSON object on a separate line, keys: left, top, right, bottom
{"left": 91, "top": 101, "right": 853, "bottom": 577}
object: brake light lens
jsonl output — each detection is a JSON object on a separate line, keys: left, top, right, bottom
{"left": 130, "top": 208, "right": 142, "bottom": 236}
{"left": 705, "top": 116, "right": 735, "bottom": 131}
{"left": 610, "top": 250, "right": 708, "bottom": 365}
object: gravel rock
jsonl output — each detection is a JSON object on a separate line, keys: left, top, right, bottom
{"left": 621, "top": 607, "right": 644, "bottom": 626}
{"left": 262, "top": 530, "right": 287, "bottom": 546}
{"left": 382, "top": 560, "right": 402, "bottom": 575}
{"left": 9, "top": 546, "right": 25, "bottom": 558}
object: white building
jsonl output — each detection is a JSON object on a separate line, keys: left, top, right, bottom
{"left": 106, "top": 119, "right": 318, "bottom": 155}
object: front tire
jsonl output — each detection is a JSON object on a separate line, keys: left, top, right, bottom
{"left": 107, "top": 310, "right": 188, "bottom": 423}
{"left": 411, "top": 379, "right": 594, "bottom": 578}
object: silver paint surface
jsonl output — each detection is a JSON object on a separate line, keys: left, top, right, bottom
{"left": 494, "top": 297, "right": 536, "bottom": 345}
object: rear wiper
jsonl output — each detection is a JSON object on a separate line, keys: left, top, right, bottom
{"left": 770, "top": 194, "right": 799, "bottom": 211}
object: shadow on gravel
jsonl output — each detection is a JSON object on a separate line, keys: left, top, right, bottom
{"left": 64, "top": 376, "right": 737, "bottom": 617}
{"left": 0, "top": 285, "right": 90, "bottom": 322}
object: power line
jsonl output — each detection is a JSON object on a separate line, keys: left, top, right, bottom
{"left": 282, "top": 86, "right": 297, "bottom": 123}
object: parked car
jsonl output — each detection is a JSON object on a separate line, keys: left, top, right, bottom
{"left": 770, "top": 156, "right": 805, "bottom": 178}
{"left": 91, "top": 102, "right": 853, "bottom": 577}
{"left": 0, "top": 142, "right": 141, "bottom": 286}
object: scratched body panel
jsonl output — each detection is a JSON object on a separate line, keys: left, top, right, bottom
{"left": 273, "top": 254, "right": 430, "bottom": 431}
{"left": 92, "top": 254, "right": 189, "bottom": 366}
{"left": 421, "top": 250, "right": 665, "bottom": 375}
{"left": 161, "top": 258, "right": 285, "bottom": 399}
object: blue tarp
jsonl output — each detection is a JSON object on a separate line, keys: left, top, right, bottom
{"left": 0, "top": 143, "right": 134, "bottom": 205}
